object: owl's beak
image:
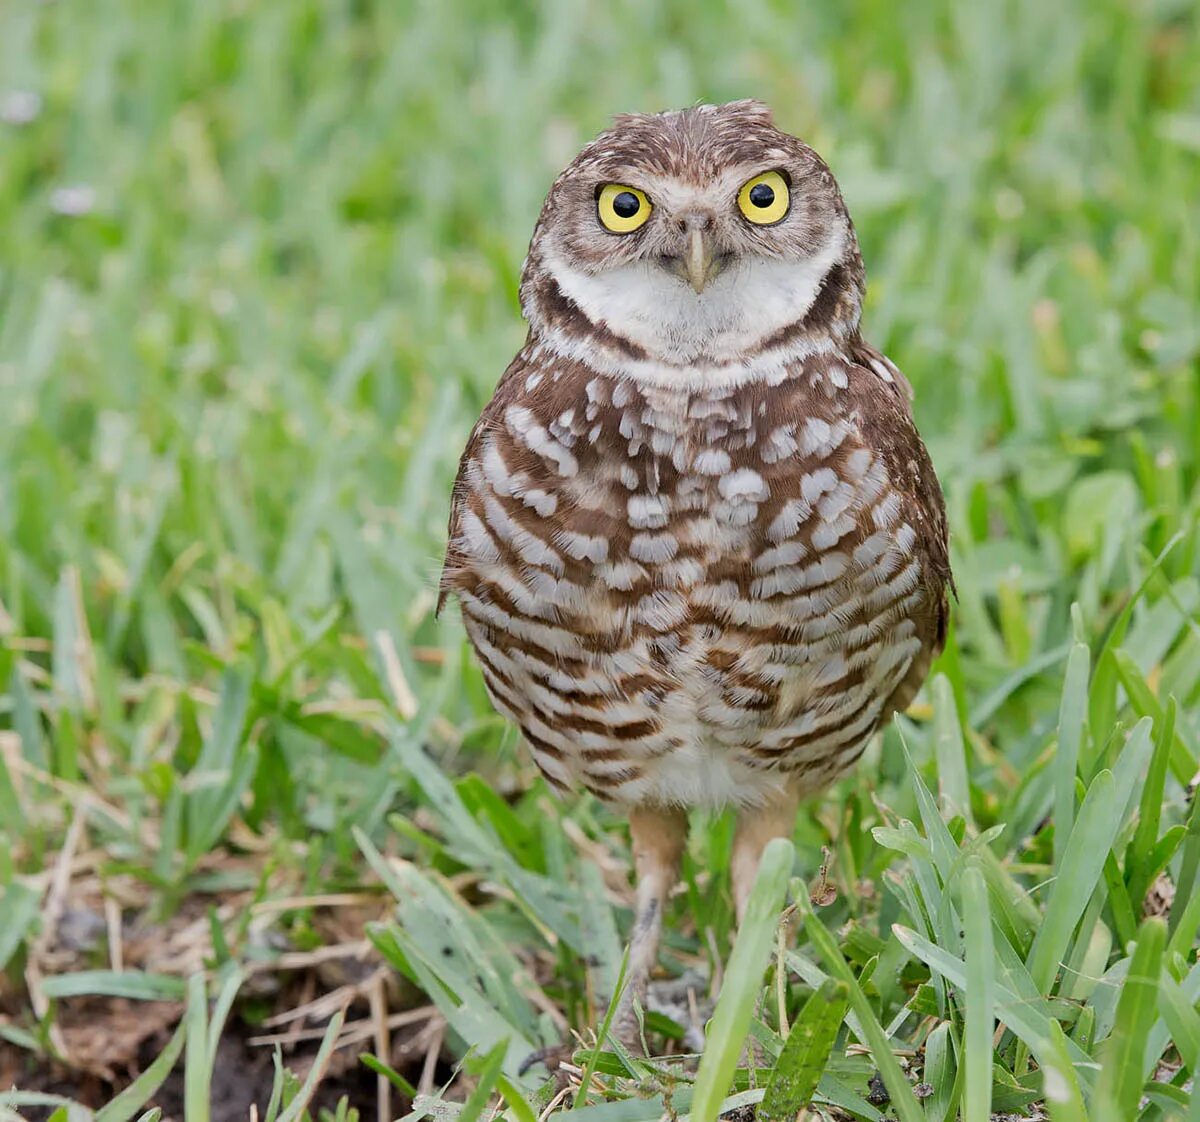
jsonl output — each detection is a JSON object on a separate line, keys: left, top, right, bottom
{"left": 684, "top": 228, "right": 718, "bottom": 294}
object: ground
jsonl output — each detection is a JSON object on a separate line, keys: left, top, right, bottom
{"left": 0, "top": 1, "right": 1199, "bottom": 1121}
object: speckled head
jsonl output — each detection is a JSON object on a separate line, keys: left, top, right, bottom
{"left": 520, "top": 101, "right": 866, "bottom": 369}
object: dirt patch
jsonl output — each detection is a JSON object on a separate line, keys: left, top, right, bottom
{"left": 0, "top": 843, "right": 453, "bottom": 1120}
{"left": 2, "top": 1011, "right": 388, "bottom": 1121}
{"left": 0, "top": 995, "right": 460, "bottom": 1122}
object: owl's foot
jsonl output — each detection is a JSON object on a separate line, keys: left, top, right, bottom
{"left": 610, "top": 969, "right": 711, "bottom": 1056}
{"left": 519, "top": 968, "right": 709, "bottom": 1077}
{"left": 515, "top": 1020, "right": 644, "bottom": 1079}
{"left": 646, "top": 971, "right": 711, "bottom": 1053}
{"left": 516, "top": 1040, "right": 574, "bottom": 1077}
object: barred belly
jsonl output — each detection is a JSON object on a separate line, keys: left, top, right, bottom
{"left": 447, "top": 351, "right": 941, "bottom": 809}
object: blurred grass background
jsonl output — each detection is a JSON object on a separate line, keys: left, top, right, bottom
{"left": 1, "top": 0, "right": 1199, "bottom": 1119}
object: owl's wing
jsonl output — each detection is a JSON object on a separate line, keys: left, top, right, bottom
{"left": 848, "top": 340, "right": 953, "bottom": 653}
{"left": 848, "top": 338, "right": 915, "bottom": 405}
{"left": 437, "top": 344, "right": 538, "bottom": 615}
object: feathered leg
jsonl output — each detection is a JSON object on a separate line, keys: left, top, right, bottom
{"left": 614, "top": 804, "right": 688, "bottom": 1050}
{"left": 731, "top": 788, "right": 799, "bottom": 925}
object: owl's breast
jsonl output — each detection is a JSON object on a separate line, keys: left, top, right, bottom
{"left": 443, "top": 350, "right": 947, "bottom": 807}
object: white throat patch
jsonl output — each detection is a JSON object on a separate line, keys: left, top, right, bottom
{"left": 543, "top": 228, "right": 846, "bottom": 367}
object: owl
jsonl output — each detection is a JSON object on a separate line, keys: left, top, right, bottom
{"left": 440, "top": 100, "right": 950, "bottom": 1045}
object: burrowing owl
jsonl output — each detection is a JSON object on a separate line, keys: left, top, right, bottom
{"left": 440, "top": 100, "right": 950, "bottom": 1040}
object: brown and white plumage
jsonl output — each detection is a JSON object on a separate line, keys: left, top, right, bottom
{"left": 440, "top": 100, "right": 949, "bottom": 1045}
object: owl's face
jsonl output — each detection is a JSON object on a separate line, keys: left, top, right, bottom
{"left": 521, "top": 101, "right": 864, "bottom": 368}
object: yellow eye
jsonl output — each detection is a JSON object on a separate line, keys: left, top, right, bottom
{"left": 597, "top": 184, "right": 652, "bottom": 233}
{"left": 737, "top": 170, "right": 790, "bottom": 225}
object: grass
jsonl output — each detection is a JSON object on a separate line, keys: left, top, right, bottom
{"left": 1, "top": 0, "right": 1198, "bottom": 1118}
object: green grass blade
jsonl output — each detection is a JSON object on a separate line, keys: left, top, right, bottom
{"left": 1169, "top": 885, "right": 1200, "bottom": 963}
{"left": 1062, "top": 907, "right": 1113, "bottom": 1003}
{"left": 1130, "top": 697, "right": 1177, "bottom": 888}
{"left": 962, "top": 864, "right": 994, "bottom": 1122}
{"left": 1114, "top": 651, "right": 1198, "bottom": 784}
{"left": 932, "top": 674, "right": 972, "bottom": 825}
{"left": 1158, "top": 973, "right": 1200, "bottom": 1073}
{"left": 10, "top": 666, "right": 47, "bottom": 770}
{"left": 902, "top": 738, "right": 961, "bottom": 883}
{"left": 496, "top": 1075, "right": 539, "bottom": 1122}
{"left": 1095, "top": 917, "right": 1166, "bottom": 1121}
{"left": 1027, "top": 769, "right": 1119, "bottom": 994}
{"left": 184, "top": 666, "right": 253, "bottom": 864}
{"left": 1041, "top": 1020, "right": 1088, "bottom": 1122}
{"left": 183, "top": 973, "right": 209, "bottom": 1122}
{"left": 457, "top": 1040, "right": 508, "bottom": 1122}
{"left": 1189, "top": 1082, "right": 1200, "bottom": 1122}
{"left": 690, "top": 837, "right": 793, "bottom": 1122}
{"left": 578, "top": 860, "right": 624, "bottom": 1002}
{"left": 263, "top": 1051, "right": 286, "bottom": 1122}
{"left": 1088, "top": 532, "right": 1186, "bottom": 731}
{"left": 1110, "top": 716, "right": 1156, "bottom": 828}
{"left": 276, "top": 1008, "right": 346, "bottom": 1122}
{"left": 1101, "top": 851, "right": 1140, "bottom": 950}
{"left": 359, "top": 1053, "right": 418, "bottom": 1100}
{"left": 1171, "top": 788, "right": 1200, "bottom": 943}
{"left": 0, "top": 882, "right": 40, "bottom": 972}
{"left": 0, "top": 739, "right": 24, "bottom": 834}
{"left": 803, "top": 909, "right": 925, "bottom": 1122}
{"left": 41, "top": 972, "right": 188, "bottom": 1001}
{"left": 1054, "top": 643, "right": 1090, "bottom": 867}
{"left": 573, "top": 949, "right": 630, "bottom": 1108}
{"left": 921, "top": 1021, "right": 957, "bottom": 1122}
{"left": 759, "top": 978, "right": 849, "bottom": 1122}
{"left": 204, "top": 968, "right": 243, "bottom": 1084}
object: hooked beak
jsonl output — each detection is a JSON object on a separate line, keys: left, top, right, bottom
{"left": 684, "top": 227, "right": 718, "bottom": 293}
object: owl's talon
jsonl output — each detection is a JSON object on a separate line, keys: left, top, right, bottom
{"left": 517, "top": 1041, "right": 572, "bottom": 1077}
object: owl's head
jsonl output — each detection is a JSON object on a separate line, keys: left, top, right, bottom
{"left": 520, "top": 101, "right": 865, "bottom": 370}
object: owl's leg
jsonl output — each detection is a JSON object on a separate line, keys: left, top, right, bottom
{"left": 614, "top": 803, "right": 689, "bottom": 1051}
{"left": 731, "top": 788, "right": 799, "bottom": 925}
